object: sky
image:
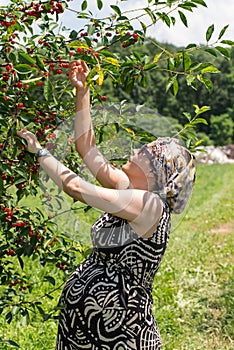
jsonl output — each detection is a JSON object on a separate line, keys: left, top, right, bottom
{"left": 1, "top": 0, "right": 234, "bottom": 46}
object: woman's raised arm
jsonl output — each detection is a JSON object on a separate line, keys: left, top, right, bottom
{"left": 70, "top": 60, "right": 129, "bottom": 190}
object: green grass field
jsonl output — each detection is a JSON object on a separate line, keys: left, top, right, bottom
{"left": 1, "top": 163, "right": 233, "bottom": 350}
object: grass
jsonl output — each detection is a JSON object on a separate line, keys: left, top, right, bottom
{"left": 0, "top": 164, "right": 233, "bottom": 350}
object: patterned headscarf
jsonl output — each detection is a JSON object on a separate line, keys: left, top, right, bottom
{"left": 140, "top": 137, "right": 196, "bottom": 214}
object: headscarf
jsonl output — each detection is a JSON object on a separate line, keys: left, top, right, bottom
{"left": 141, "top": 137, "right": 196, "bottom": 214}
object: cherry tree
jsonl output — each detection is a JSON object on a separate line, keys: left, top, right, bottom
{"left": 0, "top": 0, "right": 233, "bottom": 341}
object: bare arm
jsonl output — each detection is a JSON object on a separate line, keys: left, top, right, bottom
{"left": 39, "top": 153, "right": 162, "bottom": 237}
{"left": 16, "top": 129, "right": 162, "bottom": 237}
{"left": 70, "top": 60, "right": 129, "bottom": 190}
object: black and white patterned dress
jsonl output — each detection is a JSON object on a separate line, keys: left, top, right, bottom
{"left": 56, "top": 203, "right": 171, "bottom": 350}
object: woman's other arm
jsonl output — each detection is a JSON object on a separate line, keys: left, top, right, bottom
{"left": 17, "top": 129, "right": 162, "bottom": 237}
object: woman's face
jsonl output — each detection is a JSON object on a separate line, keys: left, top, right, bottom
{"left": 122, "top": 145, "right": 156, "bottom": 190}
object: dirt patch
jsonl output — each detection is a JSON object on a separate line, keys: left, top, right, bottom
{"left": 210, "top": 222, "right": 234, "bottom": 235}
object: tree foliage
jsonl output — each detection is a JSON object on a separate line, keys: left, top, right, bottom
{"left": 0, "top": 0, "right": 233, "bottom": 344}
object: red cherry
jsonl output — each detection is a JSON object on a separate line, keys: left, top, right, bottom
{"left": 57, "top": 69, "right": 62, "bottom": 74}
{"left": 19, "top": 184, "right": 25, "bottom": 189}
{"left": 3, "top": 75, "right": 9, "bottom": 82}
{"left": 5, "top": 65, "right": 11, "bottom": 71}
{"left": 77, "top": 47, "right": 83, "bottom": 53}
{"left": 18, "top": 103, "right": 24, "bottom": 108}
{"left": 7, "top": 249, "right": 15, "bottom": 256}
{"left": 16, "top": 82, "right": 23, "bottom": 88}
{"left": 37, "top": 81, "right": 43, "bottom": 86}
{"left": 101, "top": 95, "right": 106, "bottom": 101}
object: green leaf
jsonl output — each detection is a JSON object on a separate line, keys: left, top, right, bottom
{"left": 17, "top": 255, "right": 24, "bottom": 269}
{"left": 191, "top": 117, "right": 208, "bottom": 125}
{"left": 44, "top": 79, "right": 53, "bottom": 101}
{"left": 81, "top": 0, "right": 87, "bottom": 11}
{"left": 110, "top": 5, "right": 121, "bottom": 16}
{"left": 172, "top": 78, "right": 179, "bottom": 96}
{"left": 2, "top": 340, "right": 20, "bottom": 348}
{"left": 206, "top": 24, "right": 214, "bottom": 42}
{"left": 198, "top": 76, "right": 213, "bottom": 92}
{"left": 215, "top": 46, "right": 230, "bottom": 58}
{"left": 103, "top": 57, "right": 120, "bottom": 66}
{"left": 69, "top": 30, "right": 78, "bottom": 39}
{"left": 5, "top": 312, "right": 12, "bottom": 324}
{"left": 22, "top": 77, "right": 43, "bottom": 84}
{"left": 161, "top": 12, "right": 171, "bottom": 27}
{"left": 186, "top": 74, "right": 196, "bottom": 88}
{"left": 68, "top": 40, "right": 89, "bottom": 49}
{"left": 183, "top": 51, "right": 191, "bottom": 70}
{"left": 193, "top": 104, "right": 211, "bottom": 115}
{"left": 179, "top": 11, "right": 188, "bottom": 27}
{"left": 153, "top": 52, "right": 163, "bottom": 63}
{"left": 97, "top": 0, "right": 103, "bottom": 10}
{"left": 167, "top": 57, "right": 174, "bottom": 70}
{"left": 205, "top": 48, "right": 217, "bottom": 57}
{"left": 221, "top": 39, "right": 234, "bottom": 46}
{"left": 44, "top": 276, "right": 55, "bottom": 285}
{"left": 140, "top": 21, "right": 147, "bottom": 34}
{"left": 143, "top": 62, "right": 157, "bottom": 71}
{"left": 201, "top": 65, "right": 220, "bottom": 74}
{"left": 36, "top": 55, "right": 45, "bottom": 70}
{"left": 183, "top": 112, "right": 192, "bottom": 121}
{"left": 166, "top": 75, "right": 177, "bottom": 93}
{"left": 191, "top": 62, "right": 210, "bottom": 72}
{"left": 145, "top": 8, "right": 156, "bottom": 23}
{"left": 15, "top": 64, "right": 35, "bottom": 74}
{"left": 18, "top": 52, "right": 36, "bottom": 65}
{"left": 218, "top": 25, "right": 229, "bottom": 40}
{"left": 192, "top": 0, "right": 207, "bottom": 7}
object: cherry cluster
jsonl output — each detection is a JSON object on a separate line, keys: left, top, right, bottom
{"left": 1, "top": 13, "right": 16, "bottom": 28}
{"left": 9, "top": 278, "right": 31, "bottom": 291}
{"left": 55, "top": 260, "right": 68, "bottom": 271}
{"left": 19, "top": 0, "right": 66, "bottom": 20}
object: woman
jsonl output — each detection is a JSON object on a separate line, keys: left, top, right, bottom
{"left": 17, "top": 60, "right": 196, "bottom": 350}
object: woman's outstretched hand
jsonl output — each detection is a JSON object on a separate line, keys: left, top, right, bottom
{"left": 69, "top": 60, "right": 90, "bottom": 92}
{"left": 17, "top": 129, "right": 42, "bottom": 154}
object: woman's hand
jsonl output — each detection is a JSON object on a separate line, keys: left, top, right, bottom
{"left": 17, "top": 129, "right": 42, "bottom": 154}
{"left": 69, "top": 60, "right": 90, "bottom": 92}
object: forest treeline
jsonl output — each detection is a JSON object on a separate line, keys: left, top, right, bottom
{"left": 103, "top": 39, "right": 234, "bottom": 146}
